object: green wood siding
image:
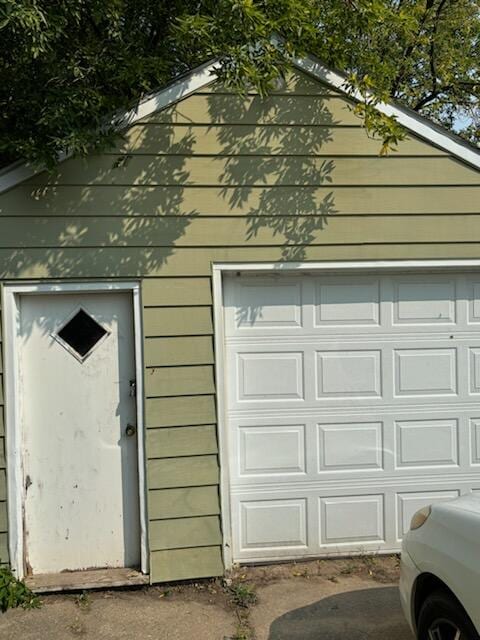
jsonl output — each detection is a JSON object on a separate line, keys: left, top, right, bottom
{"left": 0, "top": 68, "right": 479, "bottom": 583}
{"left": 145, "top": 336, "right": 214, "bottom": 367}
{"left": 115, "top": 124, "right": 447, "bottom": 156}
{"left": 148, "top": 486, "right": 220, "bottom": 519}
{"left": 147, "top": 425, "right": 218, "bottom": 458}
{"left": 150, "top": 516, "right": 222, "bottom": 551}
{"left": 4, "top": 185, "right": 479, "bottom": 216}
{"left": 141, "top": 94, "right": 363, "bottom": 125}
{"left": 144, "top": 307, "right": 212, "bottom": 337}
{"left": 150, "top": 546, "right": 223, "bottom": 583}
{"left": 0, "top": 501, "right": 7, "bottom": 533}
{"left": 145, "top": 366, "right": 215, "bottom": 398}
{"left": 146, "top": 395, "right": 216, "bottom": 428}
{"left": 24, "top": 156, "right": 480, "bottom": 187}
{"left": 0, "top": 471, "right": 6, "bottom": 501}
{"left": 5, "top": 215, "right": 480, "bottom": 248}
{"left": 148, "top": 455, "right": 219, "bottom": 490}
{"left": 0, "top": 532, "right": 9, "bottom": 564}
{"left": 142, "top": 278, "right": 212, "bottom": 306}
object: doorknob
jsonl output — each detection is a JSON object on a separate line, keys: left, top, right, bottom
{"left": 125, "top": 424, "right": 137, "bottom": 437}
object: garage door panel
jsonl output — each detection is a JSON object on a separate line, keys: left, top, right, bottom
{"left": 224, "top": 273, "right": 480, "bottom": 561}
{"left": 238, "top": 424, "right": 306, "bottom": 476}
{"left": 316, "top": 350, "right": 382, "bottom": 399}
{"left": 315, "top": 278, "right": 380, "bottom": 326}
{"left": 320, "top": 495, "right": 385, "bottom": 545}
{"left": 470, "top": 419, "right": 480, "bottom": 465}
{"left": 228, "top": 340, "right": 478, "bottom": 408}
{"left": 394, "top": 348, "right": 457, "bottom": 397}
{"left": 229, "top": 410, "right": 478, "bottom": 484}
{"left": 238, "top": 499, "right": 309, "bottom": 552}
{"left": 230, "top": 483, "right": 479, "bottom": 560}
{"left": 224, "top": 277, "right": 305, "bottom": 334}
{"left": 317, "top": 421, "right": 384, "bottom": 472}
{"left": 468, "top": 281, "right": 480, "bottom": 322}
{"left": 236, "top": 351, "right": 304, "bottom": 401}
{"left": 392, "top": 277, "right": 457, "bottom": 325}
{"left": 395, "top": 419, "right": 459, "bottom": 469}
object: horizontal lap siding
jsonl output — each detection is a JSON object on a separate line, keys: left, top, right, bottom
{"left": 3, "top": 186, "right": 479, "bottom": 216}
{"left": 24, "top": 156, "right": 480, "bottom": 187}
{"left": 143, "top": 277, "right": 221, "bottom": 582}
{"left": 0, "top": 69, "right": 479, "bottom": 583}
{"left": 4, "top": 215, "right": 480, "bottom": 247}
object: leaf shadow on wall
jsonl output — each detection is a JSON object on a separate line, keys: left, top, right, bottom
{"left": 0, "top": 123, "right": 200, "bottom": 289}
{"left": 206, "top": 87, "right": 339, "bottom": 262}
{"left": 0, "top": 77, "right": 341, "bottom": 310}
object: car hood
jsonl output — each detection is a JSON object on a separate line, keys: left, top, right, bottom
{"left": 435, "top": 494, "right": 480, "bottom": 516}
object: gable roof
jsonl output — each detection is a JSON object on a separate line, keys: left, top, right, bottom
{"left": 1, "top": 54, "right": 479, "bottom": 195}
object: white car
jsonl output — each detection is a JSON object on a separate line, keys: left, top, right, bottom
{"left": 400, "top": 494, "right": 480, "bottom": 639}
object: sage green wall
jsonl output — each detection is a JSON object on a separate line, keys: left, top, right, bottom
{"left": 0, "top": 69, "right": 479, "bottom": 583}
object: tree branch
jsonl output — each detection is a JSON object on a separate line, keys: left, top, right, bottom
{"left": 391, "top": 0, "right": 436, "bottom": 95}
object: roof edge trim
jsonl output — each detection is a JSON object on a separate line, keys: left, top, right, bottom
{"left": 1, "top": 55, "right": 478, "bottom": 194}
{"left": 293, "top": 55, "right": 480, "bottom": 170}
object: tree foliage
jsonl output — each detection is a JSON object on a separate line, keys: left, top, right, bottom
{"left": 0, "top": 0, "right": 478, "bottom": 168}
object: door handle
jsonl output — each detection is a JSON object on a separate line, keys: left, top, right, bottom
{"left": 125, "top": 424, "right": 137, "bottom": 437}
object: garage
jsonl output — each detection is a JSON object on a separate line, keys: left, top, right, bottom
{"left": 222, "top": 269, "right": 480, "bottom": 562}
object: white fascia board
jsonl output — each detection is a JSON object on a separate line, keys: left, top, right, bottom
{"left": 293, "top": 55, "right": 480, "bottom": 170}
{"left": 1, "top": 55, "right": 478, "bottom": 195}
{"left": 0, "top": 61, "right": 219, "bottom": 195}
{"left": 113, "top": 60, "right": 220, "bottom": 129}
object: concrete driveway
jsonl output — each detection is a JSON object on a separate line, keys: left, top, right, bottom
{"left": 262, "top": 584, "right": 412, "bottom": 640}
{"left": 0, "top": 556, "right": 414, "bottom": 639}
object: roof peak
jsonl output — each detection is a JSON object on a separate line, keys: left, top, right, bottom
{"left": 1, "top": 55, "right": 478, "bottom": 194}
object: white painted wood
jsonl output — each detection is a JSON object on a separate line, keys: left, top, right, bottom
{"left": 20, "top": 292, "right": 138, "bottom": 574}
{"left": 221, "top": 269, "right": 480, "bottom": 562}
{"left": 3, "top": 282, "right": 148, "bottom": 579}
{"left": 215, "top": 259, "right": 480, "bottom": 274}
{"left": 212, "top": 267, "right": 234, "bottom": 569}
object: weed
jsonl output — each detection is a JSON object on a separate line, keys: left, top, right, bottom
{"left": 69, "top": 619, "right": 87, "bottom": 635}
{"left": 229, "top": 583, "right": 257, "bottom": 608}
{"left": 291, "top": 565, "right": 309, "bottom": 578}
{"left": 75, "top": 591, "right": 91, "bottom": 611}
{"left": 339, "top": 562, "right": 355, "bottom": 575}
{"left": 0, "top": 566, "right": 40, "bottom": 613}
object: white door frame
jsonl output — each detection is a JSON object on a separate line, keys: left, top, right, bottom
{"left": 212, "top": 258, "right": 480, "bottom": 568}
{"left": 2, "top": 281, "right": 149, "bottom": 579}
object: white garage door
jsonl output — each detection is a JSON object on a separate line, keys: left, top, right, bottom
{"left": 223, "top": 272, "right": 480, "bottom": 562}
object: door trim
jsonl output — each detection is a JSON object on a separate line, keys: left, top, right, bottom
{"left": 2, "top": 281, "right": 148, "bottom": 579}
{"left": 212, "top": 259, "right": 480, "bottom": 568}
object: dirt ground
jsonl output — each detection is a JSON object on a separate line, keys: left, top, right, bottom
{"left": 0, "top": 555, "right": 413, "bottom": 640}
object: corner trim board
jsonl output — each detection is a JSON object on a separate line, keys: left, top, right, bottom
{"left": 1, "top": 280, "right": 149, "bottom": 579}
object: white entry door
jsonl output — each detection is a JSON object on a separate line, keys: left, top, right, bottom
{"left": 18, "top": 291, "right": 140, "bottom": 575}
{"left": 224, "top": 272, "right": 480, "bottom": 563}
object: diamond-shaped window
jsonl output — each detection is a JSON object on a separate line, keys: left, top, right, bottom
{"left": 56, "top": 308, "right": 108, "bottom": 361}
